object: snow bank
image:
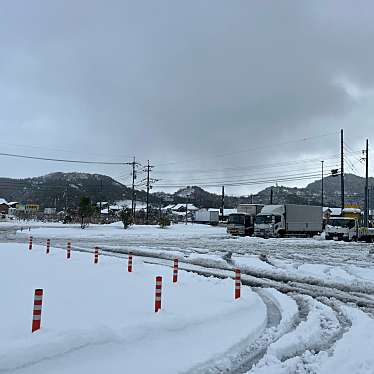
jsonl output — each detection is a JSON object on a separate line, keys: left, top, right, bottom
{"left": 16, "top": 222, "right": 227, "bottom": 241}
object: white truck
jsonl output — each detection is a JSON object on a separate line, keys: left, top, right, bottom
{"left": 193, "top": 209, "right": 219, "bottom": 225}
{"left": 325, "top": 217, "right": 374, "bottom": 242}
{"left": 227, "top": 204, "right": 263, "bottom": 236}
{"left": 254, "top": 204, "right": 322, "bottom": 238}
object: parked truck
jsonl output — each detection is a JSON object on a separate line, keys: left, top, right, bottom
{"left": 325, "top": 217, "right": 374, "bottom": 242}
{"left": 254, "top": 204, "right": 322, "bottom": 238}
{"left": 193, "top": 209, "right": 219, "bottom": 225}
{"left": 227, "top": 204, "right": 263, "bottom": 236}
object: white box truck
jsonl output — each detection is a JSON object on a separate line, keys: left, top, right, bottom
{"left": 254, "top": 204, "right": 322, "bottom": 238}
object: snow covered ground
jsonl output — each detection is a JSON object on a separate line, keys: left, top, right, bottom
{"left": 1, "top": 222, "right": 374, "bottom": 373}
{"left": 1, "top": 242, "right": 267, "bottom": 374}
{"left": 12, "top": 222, "right": 374, "bottom": 294}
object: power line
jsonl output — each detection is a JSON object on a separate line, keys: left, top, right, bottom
{"left": 155, "top": 154, "right": 343, "bottom": 175}
{"left": 0, "top": 152, "right": 129, "bottom": 165}
{"left": 155, "top": 171, "right": 324, "bottom": 188}
{"left": 156, "top": 131, "right": 339, "bottom": 167}
{"left": 156, "top": 167, "right": 338, "bottom": 186}
{"left": 0, "top": 141, "right": 133, "bottom": 160}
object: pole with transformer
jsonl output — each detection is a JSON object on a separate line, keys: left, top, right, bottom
{"left": 126, "top": 157, "right": 141, "bottom": 223}
{"left": 131, "top": 156, "right": 136, "bottom": 220}
{"left": 145, "top": 160, "right": 155, "bottom": 225}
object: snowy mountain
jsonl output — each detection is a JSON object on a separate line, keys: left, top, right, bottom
{"left": 0, "top": 173, "right": 155, "bottom": 210}
{"left": 0, "top": 172, "right": 371, "bottom": 210}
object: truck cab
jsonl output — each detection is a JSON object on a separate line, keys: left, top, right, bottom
{"left": 325, "top": 217, "right": 358, "bottom": 241}
{"left": 227, "top": 213, "right": 255, "bottom": 236}
{"left": 254, "top": 205, "right": 285, "bottom": 238}
{"left": 254, "top": 213, "right": 283, "bottom": 237}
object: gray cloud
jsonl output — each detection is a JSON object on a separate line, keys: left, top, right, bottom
{"left": 0, "top": 1, "right": 373, "bottom": 194}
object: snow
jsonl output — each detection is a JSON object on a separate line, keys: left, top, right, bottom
{"left": 1, "top": 222, "right": 374, "bottom": 372}
{"left": 250, "top": 296, "right": 340, "bottom": 373}
{"left": 16, "top": 222, "right": 226, "bottom": 241}
{"left": 0, "top": 241, "right": 266, "bottom": 373}
{"left": 317, "top": 306, "right": 374, "bottom": 373}
{"left": 0, "top": 198, "right": 8, "bottom": 205}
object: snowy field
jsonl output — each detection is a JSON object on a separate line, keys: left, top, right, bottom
{"left": 1, "top": 222, "right": 374, "bottom": 373}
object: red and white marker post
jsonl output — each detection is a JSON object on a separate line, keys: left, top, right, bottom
{"left": 28, "top": 236, "right": 33, "bottom": 251}
{"left": 46, "top": 239, "right": 50, "bottom": 254}
{"left": 128, "top": 252, "right": 133, "bottom": 272}
{"left": 235, "top": 269, "right": 241, "bottom": 299}
{"left": 155, "top": 276, "right": 162, "bottom": 313}
{"left": 173, "top": 259, "right": 179, "bottom": 283}
{"left": 32, "top": 289, "right": 43, "bottom": 333}
{"left": 94, "top": 247, "right": 99, "bottom": 264}
{"left": 67, "top": 242, "right": 71, "bottom": 259}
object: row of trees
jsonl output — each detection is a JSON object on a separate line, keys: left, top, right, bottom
{"left": 77, "top": 197, "right": 170, "bottom": 229}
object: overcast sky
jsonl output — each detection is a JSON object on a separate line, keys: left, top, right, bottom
{"left": 1, "top": 1, "right": 373, "bottom": 195}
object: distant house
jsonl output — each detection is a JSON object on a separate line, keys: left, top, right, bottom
{"left": 0, "top": 198, "right": 9, "bottom": 214}
{"left": 161, "top": 203, "right": 199, "bottom": 222}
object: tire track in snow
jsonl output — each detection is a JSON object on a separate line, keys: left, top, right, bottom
{"left": 249, "top": 296, "right": 349, "bottom": 374}
{"left": 22, "top": 236, "right": 374, "bottom": 312}
{"left": 186, "top": 289, "right": 300, "bottom": 374}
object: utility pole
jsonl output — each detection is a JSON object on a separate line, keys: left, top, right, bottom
{"left": 131, "top": 157, "right": 136, "bottom": 220}
{"left": 250, "top": 194, "right": 253, "bottom": 204}
{"left": 185, "top": 200, "right": 188, "bottom": 225}
{"left": 145, "top": 160, "right": 154, "bottom": 225}
{"left": 221, "top": 186, "right": 225, "bottom": 222}
{"left": 321, "top": 160, "right": 324, "bottom": 209}
{"left": 364, "top": 139, "right": 369, "bottom": 227}
{"left": 341, "top": 129, "right": 345, "bottom": 211}
{"left": 127, "top": 157, "right": 141, "bottom": 223}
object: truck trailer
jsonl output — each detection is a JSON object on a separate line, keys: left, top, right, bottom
{"left": 227, "top": 204, "right": 263, "bottom": 236}
{"left": 193, "top": 209, "right": 219, "bottom": 225}
{"left": 254, "top": 204, "right": 322, "bottom": 238}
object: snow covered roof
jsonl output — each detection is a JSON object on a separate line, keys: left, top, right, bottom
{"left": 0, "top": 198, "right": 8, "bottom": 205}
{"left": 114, "top": 200, "right": 147, "bottom": 210}
{"left": 172, "top": 203, "right": 199, "bottom": 211}
{"left": 162, "top": 204, "right": 175, "bottom": 211}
